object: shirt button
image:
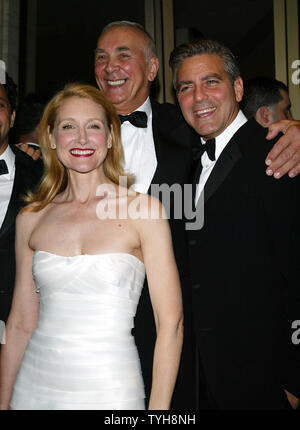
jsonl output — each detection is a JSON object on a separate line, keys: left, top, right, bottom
{"left": 193, "top": 283, "right": 201, "bottom": 290}
{"left": 189, "top": 239, "right": 196, "bottom": 246}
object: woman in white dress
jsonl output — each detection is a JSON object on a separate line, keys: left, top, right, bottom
{"left": 0, "top": 83, "right": 183, "bottom": 410}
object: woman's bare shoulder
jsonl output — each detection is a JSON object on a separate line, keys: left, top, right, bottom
{"left": 17, "top": 202, "right": 52, "bottom": 232}
{"left": 134, "top": 192, "right": 166, "bottom": 218}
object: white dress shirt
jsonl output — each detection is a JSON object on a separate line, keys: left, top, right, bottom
{"left": 0, "top": 145, "right": 16, "bottom": 227}
{"left": 121, "top": 97, "right": 157, "bottom": 194}
{"left": 195, "top": 110, "right": 248, "bottom": 206}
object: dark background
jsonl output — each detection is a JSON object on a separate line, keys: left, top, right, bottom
{"left": 17, "top": 0, "right": 291, "bottom": 103}
{"left": 19, "top": 0, "right": 145, "bottom": 100}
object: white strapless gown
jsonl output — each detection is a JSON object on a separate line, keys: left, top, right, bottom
{"left": 10, "top": 251, "right": 146, "bottom": 410}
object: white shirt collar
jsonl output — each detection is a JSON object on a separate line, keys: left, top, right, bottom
{"left": 132, "top": 97, "right": 152, "bottom": 117}
{"left": 0, "top": 145, "right": 15, "bottom": 178}
{"left": 201, "top": 110, "right": 248, "bottom": 159}
{"left": 121, "top": 97, "right": 152, "bottom": 135}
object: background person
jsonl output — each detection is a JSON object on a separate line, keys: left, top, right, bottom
{"left": 11, "top": 93, "right": 47, "bottom": 160}
{"left": 241, "top": 76, "right": 293, "bottom": 127}
{"left": 0, "top": 74, "right": 42, "bottom": 327}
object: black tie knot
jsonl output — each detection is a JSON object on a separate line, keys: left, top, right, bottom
{"left": 194, "top": 138, "right": 216, "bottom": 162}
{"left": 0, "top": 159, "right": 8, "bottom": 175}
{"left": 118, "top": 111, "right": 147, "bottom": 128}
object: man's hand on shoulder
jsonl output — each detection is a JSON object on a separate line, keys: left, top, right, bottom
{"left": 265, "top": 120, "right": 300, "bottom": 179}
{"left": 15, "top": 143, "right": 41, "bottom": 161}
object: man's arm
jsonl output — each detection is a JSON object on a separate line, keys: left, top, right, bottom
{"left": 265, "top": 120, "right": 300, "bottom": 178}
{"left": 15, "top": 143, "right": 41, "bottom": 160}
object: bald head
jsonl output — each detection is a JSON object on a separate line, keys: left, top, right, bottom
{"left": 95, "top": 22, "right": 159, "bottom": 114}
{"left": 100, "top": 21, "right": 157, "bottom": 61}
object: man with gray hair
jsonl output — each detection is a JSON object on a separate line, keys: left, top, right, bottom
{"left": 94, "top": 20, "right": 300, "bottom": 410}
{"left": 170, "top": 38, "right": 300, "bottom": 409}
{"left": 94, "top": 20, "right": 198, "bottom": 409}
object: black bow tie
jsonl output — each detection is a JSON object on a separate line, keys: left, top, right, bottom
{"left": 194, "top": 138, "right": 216, "bottom": 162}
{"left": 118, "top": 111, "right": 147, "bottom": 128}
{"left": 0, "top": 159, "right": 8, "bottom": 175}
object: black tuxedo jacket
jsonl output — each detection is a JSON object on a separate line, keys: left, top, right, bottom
{"left": 189, "top": 119, "right": 300, "bottom": 409}
{"left": 0, "top": 147, "right": 42, "bottom": 323}
{"left": 133, "top": 99, "right": 198, "bottom": 409}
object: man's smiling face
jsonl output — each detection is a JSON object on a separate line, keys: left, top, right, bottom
{"left": 95, "top": 26, "right": 158, "bottom": 115}
{"left": 0, "top": 84, "right": 15, "bottom": 155}
{"left": 176, "top": 53, "right": 243, "bottom": 140}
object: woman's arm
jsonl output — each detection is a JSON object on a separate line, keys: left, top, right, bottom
{"left": 0, "top": 212, "right": 39, "bottom": 410}
{"left": 136, "top": 195, "right": 183, "bottom": 410}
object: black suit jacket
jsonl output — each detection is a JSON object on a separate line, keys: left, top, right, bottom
{"left": 133, "top": 99, "right": 198, "bottom": 409}
{"left": 189, "top": 119, "right": 300, "bottom": 409}
{"left": 0, "top": 147, "right": 42, "bottom": 323}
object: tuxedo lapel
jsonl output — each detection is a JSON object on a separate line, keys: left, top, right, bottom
{"left": 204, "top": 134, "right": 242, "bottom": 204}
{"left": 0, "top": 149, "right": 42, "bottom": 239}
{"left": 0, "top": 164, "right": 22, "bottom": 239}
{"left": 150, "top": 100, "right": 164, "bottom": 187}
{"left": 149, "top": 99, "right": 194, "bottom": 190}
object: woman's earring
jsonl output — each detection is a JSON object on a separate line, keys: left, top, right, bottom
{"left": 50, "top": 143, "right": 56, "bottom": 150}
{"left": 107, "top": 142, "right": 112, "bottom": 149}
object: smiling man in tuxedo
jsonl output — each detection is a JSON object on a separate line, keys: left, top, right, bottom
{"left": 94, "top": 21, "right": 300, "bottom": 410}
{"left": 94, "top": 21, "right": 198, "bottom": 409}
{"left": 170, "top": 39, "right": 300, "bottom": 409}
{"left": 0, "top": 74, "right": 42, "bottom": 326}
